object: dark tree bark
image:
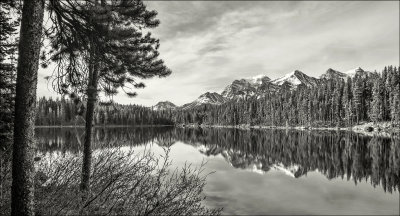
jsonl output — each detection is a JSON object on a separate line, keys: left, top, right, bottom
{"left": 11, "top": 0, "right": 44, "bottom": 215}
{"left": 80, "top": 51, "right": 99, "bottom": 192}
{"left": 80, "top": 0, "right": 103, "bottom": 192}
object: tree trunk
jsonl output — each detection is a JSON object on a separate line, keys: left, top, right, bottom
{"left": 81, "top": 0, "right": 104, "bottom": 192}
{"left": 11, "top": 0, "right": 44, "bottom": 215}
{"left": 80, "top": 51, "right": 99, "bottom": 192}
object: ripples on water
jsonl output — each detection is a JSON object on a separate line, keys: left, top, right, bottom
{"left": 35, "top": 127, "right": 400, "bottom": 215}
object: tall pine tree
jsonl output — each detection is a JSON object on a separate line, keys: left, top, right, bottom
{"left": 46, "top": 0, "right": 171, "bottom": 192}
{"left": 371, "top": 79, "right": 382, "bottom": 123}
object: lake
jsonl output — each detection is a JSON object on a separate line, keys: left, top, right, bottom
{"left": 35, "top": 127, "right": 399, "bottom": 215}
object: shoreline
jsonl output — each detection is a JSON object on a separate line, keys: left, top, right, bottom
{"left": 176, "top": 122, "right": 399, "bottom": 137}
{"left": 34, "top": 124, "right": 174, "bottom": 128}
{"left": 34, "top": 123, "right": 398, "bottom": 137}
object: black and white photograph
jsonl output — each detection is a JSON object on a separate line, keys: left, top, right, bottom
{"left": 0, "top": 0, "right": 399, "bottom": 215}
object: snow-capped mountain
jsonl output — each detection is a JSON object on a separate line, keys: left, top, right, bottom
{"left": 156, "top": 67, "right": 374, "bottom": 110}
{"left": 181, "top": 92, "right": 226, "bottom": 109}
{"left": 320, "top": 67, "right": 374, "bottom": 80}
{"left": 320, "top": 68, "right": 347, "bottom": 80}
{"left": 271, "top": 70, "right": 319, "bottom": 88}
{"left": 178, "top": 69, "right": 328, "bottom": 109}
{"left": 153, "top": 101, "right": 177, "bottom": 110}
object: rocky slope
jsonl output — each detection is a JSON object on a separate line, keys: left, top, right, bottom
{"left": 221, "top": 75, "right": 272, "bottom": 99}
{"left": 320, "top": 68, "right": 348, "bottom": 80}
{"left": 181, "top": 92, "right": 227, "bottom": 110}
{"left": 153, "top": 101, "right": 177, "bottom": 110}
{"left": 320, "top": 67, "right": 372, "bottom": 80}
{"left": 221, "top": 79, "right": 258, "bottom": 99}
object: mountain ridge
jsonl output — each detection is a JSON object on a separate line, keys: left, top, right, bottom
{"left": 155, "top": 67, "right": 373, "bottom": 109}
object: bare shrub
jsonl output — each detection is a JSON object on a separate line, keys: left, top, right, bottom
{"left": 33, "top": 147, "right": 221, "bottom": 215}
{"left": 0, "top": 150, "right": 12, "bottom": 215}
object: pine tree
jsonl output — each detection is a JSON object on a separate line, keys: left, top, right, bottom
{"left": 0, "top": 0, "right": 19, "bottom": 152}
{"left": 11, "top": 0, "right": 44, "bottom": 215}
{"left": 390, "top": 67, "right": 400, "bottom": 125}
{"left": 371, "top": 79, "right": 382, "bottom": 123}
{"left": 45, "top": 0, "right": 171, "bottom": 192}
{"left": 333, "top": 79, "right": 344, "bottom": 125}
{"left": 381, "top": 67, "right": 389, "bottom": 120}
{"left": 353, "top": 77, "right": 363, "bottom": 124}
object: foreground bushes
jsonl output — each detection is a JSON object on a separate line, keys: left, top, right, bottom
{"left": 1, "top": 147, "right": 221, "bottom": 215}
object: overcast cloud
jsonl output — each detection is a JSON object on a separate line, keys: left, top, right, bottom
{"left": 37, "top": 1, "right": 400, "bottom": 106}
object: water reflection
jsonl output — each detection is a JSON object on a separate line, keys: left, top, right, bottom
{"left": 35, "top": 127, "right": 400, "bottom": 193}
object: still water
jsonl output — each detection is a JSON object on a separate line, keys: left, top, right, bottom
{"left": 35, "top": 127, "right": 399, "bottom": 215}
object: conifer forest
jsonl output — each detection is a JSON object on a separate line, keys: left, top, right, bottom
{"left": 173, "top": 66, "right": 400, "bottom": 127}
{"left": 33, "top": 65, "right": 399, "bottom": 128}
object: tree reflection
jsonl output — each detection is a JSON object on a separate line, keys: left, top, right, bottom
{"left": 35, "top": 127, "right": 399, "bottom": 193}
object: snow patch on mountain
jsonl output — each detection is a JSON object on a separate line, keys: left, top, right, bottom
{"left": 272, "top": 71, "right": 302, "bottom": 85}
{"left": 197, "top": 92, "right": 226, "bottom": 104}
{"left": 181, "top": 92, "right": 226, "bottom": 109}
{"left": 272, "top": 70, "right": 319, "bottom": 88}
{"left": 245, "top": 74, "right": 271, "bottom": 86}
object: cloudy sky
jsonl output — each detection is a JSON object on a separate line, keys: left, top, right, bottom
{"left": 37, "top": 1, "right": 400, "bottom": 106}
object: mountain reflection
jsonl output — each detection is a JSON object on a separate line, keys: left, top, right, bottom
{"left": 35, "top": 127, "right": 400, "bottom": 193}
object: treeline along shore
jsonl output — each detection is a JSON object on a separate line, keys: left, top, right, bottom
{"left": 34, "top": 97, "right": 174, "bottom": 126}
{"left": 35, "top": 66, "right": 399, "bottom": 136}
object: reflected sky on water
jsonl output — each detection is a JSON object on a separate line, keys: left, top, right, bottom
{"left": 35, "top": 127, "right": 400, "bottom": 215}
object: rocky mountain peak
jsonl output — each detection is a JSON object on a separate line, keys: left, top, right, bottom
{"left": 181, "top": 92, "right": 226, "bottom": 110}
{"left": 345, "top": 67, "right": 366, "bottom": 77}
{"left": 320, "top": 68, "right": 347, "bottom": 79}
{"left": 221, "top": 79, "right": 257, "bottom": 99}
{"left": 272, "top": 70, "right": 318, "bottom": 87}
{"left": 246, "top": 74, "right": 271, "bottom": 86}
{"left": 153, "top": 101, "right": 177, "bottom": 110}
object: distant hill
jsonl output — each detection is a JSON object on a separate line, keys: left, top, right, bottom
{"left": 153, "top": 101, "right": 177, "bottom": 110}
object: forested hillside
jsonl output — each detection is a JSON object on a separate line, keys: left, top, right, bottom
{"left": 35, "top": 97, "right": 174, "bottom": 126}
{"left": 173, "top": 66, "right": 400, "bottom": 127}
